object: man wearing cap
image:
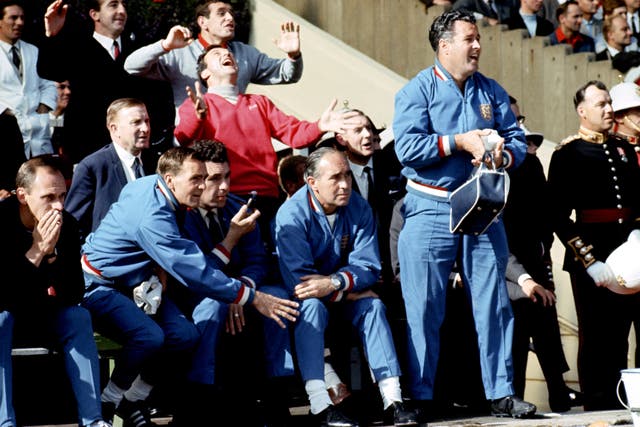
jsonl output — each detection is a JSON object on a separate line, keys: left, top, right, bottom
{"left": 610, "top": 81, "right": 640, "bottom": 164}
{"left": 548, "top": 80, "right": 640, "bottom": 410}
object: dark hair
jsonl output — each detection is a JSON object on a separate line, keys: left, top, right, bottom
{"left": 573, "top": 80, "right": 608, "bottom": 109}
{"left": 602, "top": 0, "right": 626, "bottom": 17}
{"left": 196, "top": 44, "right": 225, "bottom": 86}
{"left": 157, "top": 147, "right": 205, "bottom": 175}
{"left": 195, "top": 0, "right": 229, "bottom": 20}
{"left": 304, "top": 147, "right": 346, "bottom": 180}
{"left": 509, "top": 95, "right": 517, "bottom": 104}
{"left": 428, "top": 9, "right": 476, "bottom": 52}
{"left": 0, "top": 0, "right": 23, "bottom": 19}
{"left": 278, "top": 154, "right": 307, "bottom": 195}
{"left": 556, "top": 0, "right": 579, "bottom": 21}
{"left": 16, "top": 155, "right": 63, "bottom": 191}
{"left": 192, "top": 139, "right": 228, "bottom": 164}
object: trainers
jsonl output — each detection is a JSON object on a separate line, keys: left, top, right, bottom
{"left": 314, "top": 404, "right": 359, "bottom": 427}
{"left": 491, "top": 395, "right": 536, "bottom": 418}
{"left": 383, "top": 401, "right": 418, "bottom": 426}
{"left": 116, "top": 397, "right": 158, "bottom": 427}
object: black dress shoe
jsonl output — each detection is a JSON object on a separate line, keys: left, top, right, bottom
{"left": 567, "top": 387, "right": 584, "bottom": 407}
{"left": 383, "top": 402, "right": 419, "bottom": 426}
{"left": 490, "top": 395, "right": 536, "bottom": 418}
{"left": 314, "top": 405, "right": 359, "bottom": 427}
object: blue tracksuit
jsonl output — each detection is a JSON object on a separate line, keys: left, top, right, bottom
{"left": 81, "top": 175, "right": 253, "bottom": 389}
{"left": 181, "top": 194, "right": 294, "bottom": 383}
{"left": 393, "top": 59, "right": 527, "bottom": 400}
{"left": 275, "top": 186, "right": 400, "bottom": 382}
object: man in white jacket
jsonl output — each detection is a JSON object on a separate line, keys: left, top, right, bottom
{"left": 0, "top": 1, "right": 56, "bottom": 157}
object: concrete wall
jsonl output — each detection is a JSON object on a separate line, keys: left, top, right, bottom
{"left": 271, "top": 0, "right": 622, "bottom": 143}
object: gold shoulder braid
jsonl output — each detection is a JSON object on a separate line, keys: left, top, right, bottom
{"left": 557, "top": 134, "right": 580, "bottom": 149}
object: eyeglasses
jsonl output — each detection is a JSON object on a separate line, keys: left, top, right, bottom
{"left": 517, "top": 115, "right": 526, "bottom": 125}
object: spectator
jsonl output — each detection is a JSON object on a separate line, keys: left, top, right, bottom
{"left": 505, "top": 0, "right": 555, "bottom": 35}
{"left": 0, "top": 0, "right": 57, "bottom": 158}
{"left": 277, "top": 154, "right": 307, "bottom": 199}
{"left": 392, "top": 9, "right": 535, "bottom": 419}
{"left": 174, "top": 44, "right": 358, "bottom": 248}
{"left": 274, "top": 147, "right": 418, "bottom": 427}
{"left": 124, "top": 0, "right": 303, "bottom": 110}
{"left": 547, "top": 80, "right": 640, "bottom": 410}
{"left": 578, "top": 0, "right": 605, "bottom": 51}
{"left": 610, "top": 81, "right": 640, "bottom": 370}
{"left": 550, "top": 1, "right": 596, "bottom": 53}
{"left": 596, "top": 14, "right": 639, "bottom": 65}
{"left": 451, "top": 0, "right": 517, "bottom": 25}
{"left": 38, "top": 0, "right": 173, "bottom": 165}
{"left": 603, "top": 0, "right": 628, "bottom": 19}
{"left": 65, "top": 98, "right": 154, "bottom": 242}
{"left": 80, "top": 147, "right": 299, "bottom": 426}
{"left": 175, "top": 140, "right": 294, "bottom": 426}
{"left": 504, "top": 96, "right": 583, "bottom": 413}
{"left": 49, "top": 79, "right": 73, "bottom": 184}
{"left": 627, "top": 0, "right": 640, "bottom": 44}
{"left": 0, "top": 155, "right": 110, "bottom": 427}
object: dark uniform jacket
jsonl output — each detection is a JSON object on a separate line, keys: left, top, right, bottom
{"left": 548, "top": 128, "right": 640, "bottom": 272}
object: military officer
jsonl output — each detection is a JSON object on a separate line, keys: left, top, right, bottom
{"left": 548, "top": 80, "right": 640, "bottom": 410}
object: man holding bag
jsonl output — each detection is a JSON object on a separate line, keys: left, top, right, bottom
{"left": 392, "top": 9, "right": 532, "bottom": 420}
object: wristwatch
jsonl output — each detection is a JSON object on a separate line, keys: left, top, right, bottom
{"left": 330, "top": 275, "right": 342, "bottom": 291}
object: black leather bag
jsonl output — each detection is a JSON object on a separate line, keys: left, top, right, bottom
{"left": 449, "top": 154, "right": 510, "bottom": 235}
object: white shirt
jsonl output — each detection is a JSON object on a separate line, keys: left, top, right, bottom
{"left": 93, "top": 32, "right": 122, "bottom": 60}
{"left": 113, "top": 142, "right": 143, "bottom": 182}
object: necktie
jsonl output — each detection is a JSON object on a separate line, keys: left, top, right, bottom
{"left": 132, "top": 157, "right": 143, "bottom": 179}
{"left": 207, "top": 210, "right": 224, "bottom": 245}
{"left": 10, "top": 45, "right": 20, "bottom": 69}
{"left": 113, "top": 40, "right": 120, "bottom": 59}
{"left": 363, "top": 166, "right": 376, "bottom": 208}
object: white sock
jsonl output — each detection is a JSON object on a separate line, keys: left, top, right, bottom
{"left": 324, "top": 362, "right": 342, "bottom": 390}
{"left": 305, "top": 379, "right": 333, "bottom": 415}
{"left": 123, "top": 375, "right": 154, "bottom": 402}
{"left": 378, "top": 376, "right": 403, "bottom": 409}
{"left": 101, "top": 380, "right": 126, "bottom": 406}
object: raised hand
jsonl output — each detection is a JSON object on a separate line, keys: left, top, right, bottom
{"left": 161, "top": 25, "right": 193, "bottom": 51}
{"left": 44, "top": 0, "right": 68, "bottom": 37}
{"left": 185, "top": 81, "right": 207, "bottom": 120}
{"left": 317, "top": 99, "right": 362, "bottom": 133}
{"left": 273, "top": 21, "right": 301, "bottom": 59}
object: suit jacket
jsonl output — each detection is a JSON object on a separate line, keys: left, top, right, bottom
{"left": 37, "top": 31, "right": 174, "bottom": 164}
{"left": 505, "top": 12, "right": 554, "bottom": 36}
{"left": 350, "top": 149, "right": 405, "bottom": 284}
{"left": 65, "top": 143, "right": 156, "bottom": 240}
{"left": 0, "top": 40, "right": 57, "bottom": 157}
